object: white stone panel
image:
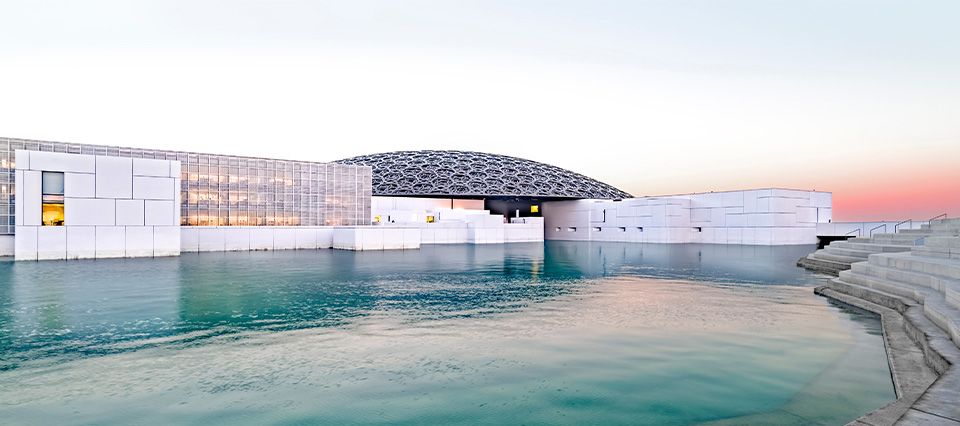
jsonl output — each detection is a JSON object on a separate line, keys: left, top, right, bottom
{"left": 224, "top": 228, "right": 250, "bottom": 251}
{"left": 95, "top": 226, "right": 126, "bottom": 258}
{"left": 402, "top": 228, "right": 421, "bottom": 249}
{"left": 317, "top": 228, "right": 334, "bottom": 248}
{"left": 65, "top": 173, "right": 96, "bottom": 198}
{"left": 197, "top": 228, "right": 225, "bottom": 252}
{"left": 144, "top": 200, "right": 175, "bottom": 226}
{"left": 154, "top": 226, "right": 181, "bottom": 257}
{"left": 169, "top": 161, "right": 181, "bottom": 178}
{"left": 133, "top": 176, "right": 176, "bottom": 200}
{"left": 15, "top": 150, "right": 30, "bottom": 170}
{"left": 274, "top": 229, "right": 297, "bottom": 250}
{"left": 116, "top": 199, "right": 145, "bottom": 226}
{"left": 249, "top": 228, "right": 274, "bottom": 250}
{"left": 37, "top": 227, "right": 67, "bottom": 260}
{"left": 180, "top": 227, "right": 199, "bottom": 252}
{"left": 381, "top": 228, "right": 401, "bottom": 250}
{"left": 133, "top": 158, "right": 171, "bottom": 177}
{"left": 21, "top": 170, "right": 42, "bottom": 226}
{"left": 0, "top": 235, "right": 13, "bottom": 257}
{"left": 65, "top": 198, "right": 116, "bottom": 226}
{"left": 14, "top": 170, "right": 24, "bottom": 221}
{"left": 125, "top": 226, "right": 154, "bottom": 257}
{"left": 14, "top": 226, "right": 38, "bottom": 261}
{"left": 28, "top": 151, "right": 96, "bottom": 173}
{"left": 295, "top": 229, "right": 318, "bottom": 249}
{"left": 67, "top": 226, "right": 96, "bottom": 259}
{"left": 96, "top": 156, "right": 133, "bottom": 199}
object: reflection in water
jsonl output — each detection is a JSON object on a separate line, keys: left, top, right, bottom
{"left": 0, "top": 242, "right": 890, "bottom": 425}
{"left": 1, "top": 243, "right": 822, "bottom": 369}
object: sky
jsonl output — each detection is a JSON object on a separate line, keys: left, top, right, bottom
{"left": 1, "top": 0, "right": 958, "bottom": 221}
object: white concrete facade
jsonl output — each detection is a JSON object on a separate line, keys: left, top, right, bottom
{"left": 15, "top": 150, "right": 181, "bottom": 260}
{"left": 180, "top": 226, "right": 421, "bottom": 251}
{"left": 543, "top": 189, "right": 832, "bottom": 245}
{"left": 372, "top": 196, "right": 544, "bottom": 245}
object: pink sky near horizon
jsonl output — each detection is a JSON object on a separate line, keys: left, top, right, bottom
{"left": 1, "top": 1, "right": 957, "bottom": 223}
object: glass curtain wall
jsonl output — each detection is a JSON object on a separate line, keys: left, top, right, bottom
{"left": 0, "top": 137, "right": 372, "bottom": 234}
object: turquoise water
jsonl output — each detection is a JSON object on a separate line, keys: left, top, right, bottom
{"left": 0, "top": 242, "right": 894, "bottom": 425}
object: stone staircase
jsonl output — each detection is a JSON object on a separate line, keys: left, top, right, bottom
{"left": 799, "top": 219, "right": 960, "bottom": 275}
{"left": 817, "top": 218, "right": 960, "bottom": 425}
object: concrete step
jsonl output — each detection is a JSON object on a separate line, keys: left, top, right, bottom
{"left": 821, "top": 246, "right": 873, "bottom": 259}
{"left": 852, "top": 262, "right": 960, "bottom": 309}
{"left": 797, "top": 255, "right": 850, "bottom": 275}
{"left": 913, "top": 246, "right": 960, "bottom": 260}
{"left": 926, "top": 236, "right": 960, "bottom": 249}
{"left": 810, "top": 250, "right": 865, "bottom": 264}
{"left": 870, "top": 234, "right": 929, "bottom": 244}
{"left": 868, "top": 252, "right": 960, "bottom": 280}
{"left": 830, "top": 240, "right": 914, "bottom": 253}
{"left": 838, "top": 271, "right": 960, "bottom": 347}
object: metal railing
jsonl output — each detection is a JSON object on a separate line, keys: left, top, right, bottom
{"left": 894, "top": 219, "right": 912, "bottom": 232}
{"left": 869, "top": 224, "right": 887, "bottom": 237}
{"left": 928, "top": 213, "right": 947, "bottom": 224}
{"left": 844, "top": 228, "right": 861, "bottom": 237}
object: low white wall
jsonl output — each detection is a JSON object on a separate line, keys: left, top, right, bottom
{"left": 0, "top": 235, "right": 13, "bottom": 256}
{"left": 543, "top": 189, "right": 831, "bottom": 245}
{"left": 181, "top": 226, "right": 335, "bottom": 252}
{"left": 332, "top": 226, "right": 421, "bottom": 250}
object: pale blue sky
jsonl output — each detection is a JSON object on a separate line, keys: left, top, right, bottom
{"left": 2, "top": 1, "right": 958, "bottom": 208}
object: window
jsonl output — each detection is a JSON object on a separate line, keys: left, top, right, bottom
{"left": 41, "top": 171, "right": 65, "bottom": 226}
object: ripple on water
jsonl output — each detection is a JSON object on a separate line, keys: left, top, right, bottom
{"left": 0, "top": 243, "right": 888, "bottom": 425}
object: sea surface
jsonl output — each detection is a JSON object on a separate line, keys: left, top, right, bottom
{"left": 0, "top": 242, "right": 894, "bottom": 425}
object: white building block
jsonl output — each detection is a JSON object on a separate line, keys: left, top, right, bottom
{"left": 116, "top": 199, "right": 145, "bottom": 226}
{"left": 14, "top": 226, "right": 38, "bottom": 261}
{"left": 28, "top": 151, "right": 96, "bottom": 173}
{"left": 67, "top": 226, "right": 96, "bottom": 259}
{"left": 14, "top": 150, "right": 30, "bottom": 170}
{"left": 402, "top": 228, "right": 421, "bottom": 249}
{"left": 153, "top": 226, "right": 181, "bottom": 257}
{"left": 224, "top": 228, "right": 250, "bottom": 251}
{"left": 95, "top": 226, "right": 126, "bottom": 258}
{"left": 21, "top": 170, "right": 42, "bottom": 226}
{"left": 125, "top": 226, "right": 154, "bottom": 257}
{"left": 65, "top": 198, "right": 116, "bottom": 226}
{"left": 197, "top": 228, "right": 225, "bottom": 252}
{"left": 169, "top": 161, "right": 181, "bottom": 178}
{"left": 133, "top": 158, "right": 170, "bottom": 178}
{"left": 133, "top": 176, "right": 176, "bottom": 200}
{"left": 65, "top": 173, "right": 96, "bottom": 198}
{"left": 295, "top": 228, "right": 318, "bottom": 249}
{"left": 249, "top": 228, "right": 274, "bottom": 250}
{"left": 273, "top": 228, "right": 297, "bottom": 250}
{"left": 180, "top": 227, "right": 199, "bottom": 252}
{"left": 14, "top": 170, "right": 24, "bottom": 221}
{"left": 317, "top": 228, "right": 334, "bottom": 248}
{"left": 96, "top": 156, "right": 133, "bottom": 199}
{"left": 144, "top": 200, "right": 176, "bottom": 226}
{"left": 36, "top": 227, "right": 67, "bottom": 260}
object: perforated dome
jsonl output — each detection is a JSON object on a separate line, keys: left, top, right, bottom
{"left": 335, "top": 150, "right": 631, "bottom": 199}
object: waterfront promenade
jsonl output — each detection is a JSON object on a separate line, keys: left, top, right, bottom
{"left": 812, "top": 218, "right": 960, "bottom": 425}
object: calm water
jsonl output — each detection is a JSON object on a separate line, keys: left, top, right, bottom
{"left": 0, "top": 242, "right": 894, "bottom": 425}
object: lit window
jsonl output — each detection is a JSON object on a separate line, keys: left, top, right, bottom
{"left": 41, "top": 171, "right": 65, "bottom": 226}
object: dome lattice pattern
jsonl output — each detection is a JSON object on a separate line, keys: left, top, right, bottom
{"left": 335, "top": 150, "right": 631, "bottom": 199}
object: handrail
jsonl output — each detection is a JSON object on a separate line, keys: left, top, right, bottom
{"left": 869, "top": 224, "right": 887, "bottom": 237}
{"left": 928, "top": 213, "right": 947, "bottom": 224}
{"left": 894, "top": 219, "right": 912, "bottom": 232}
{"left": 844, "top": 228, "right": 861, "bottom": 237}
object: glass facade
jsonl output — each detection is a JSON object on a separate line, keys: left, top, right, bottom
{"left": 0, "top": 137, "right": 372, "bottom": 234}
